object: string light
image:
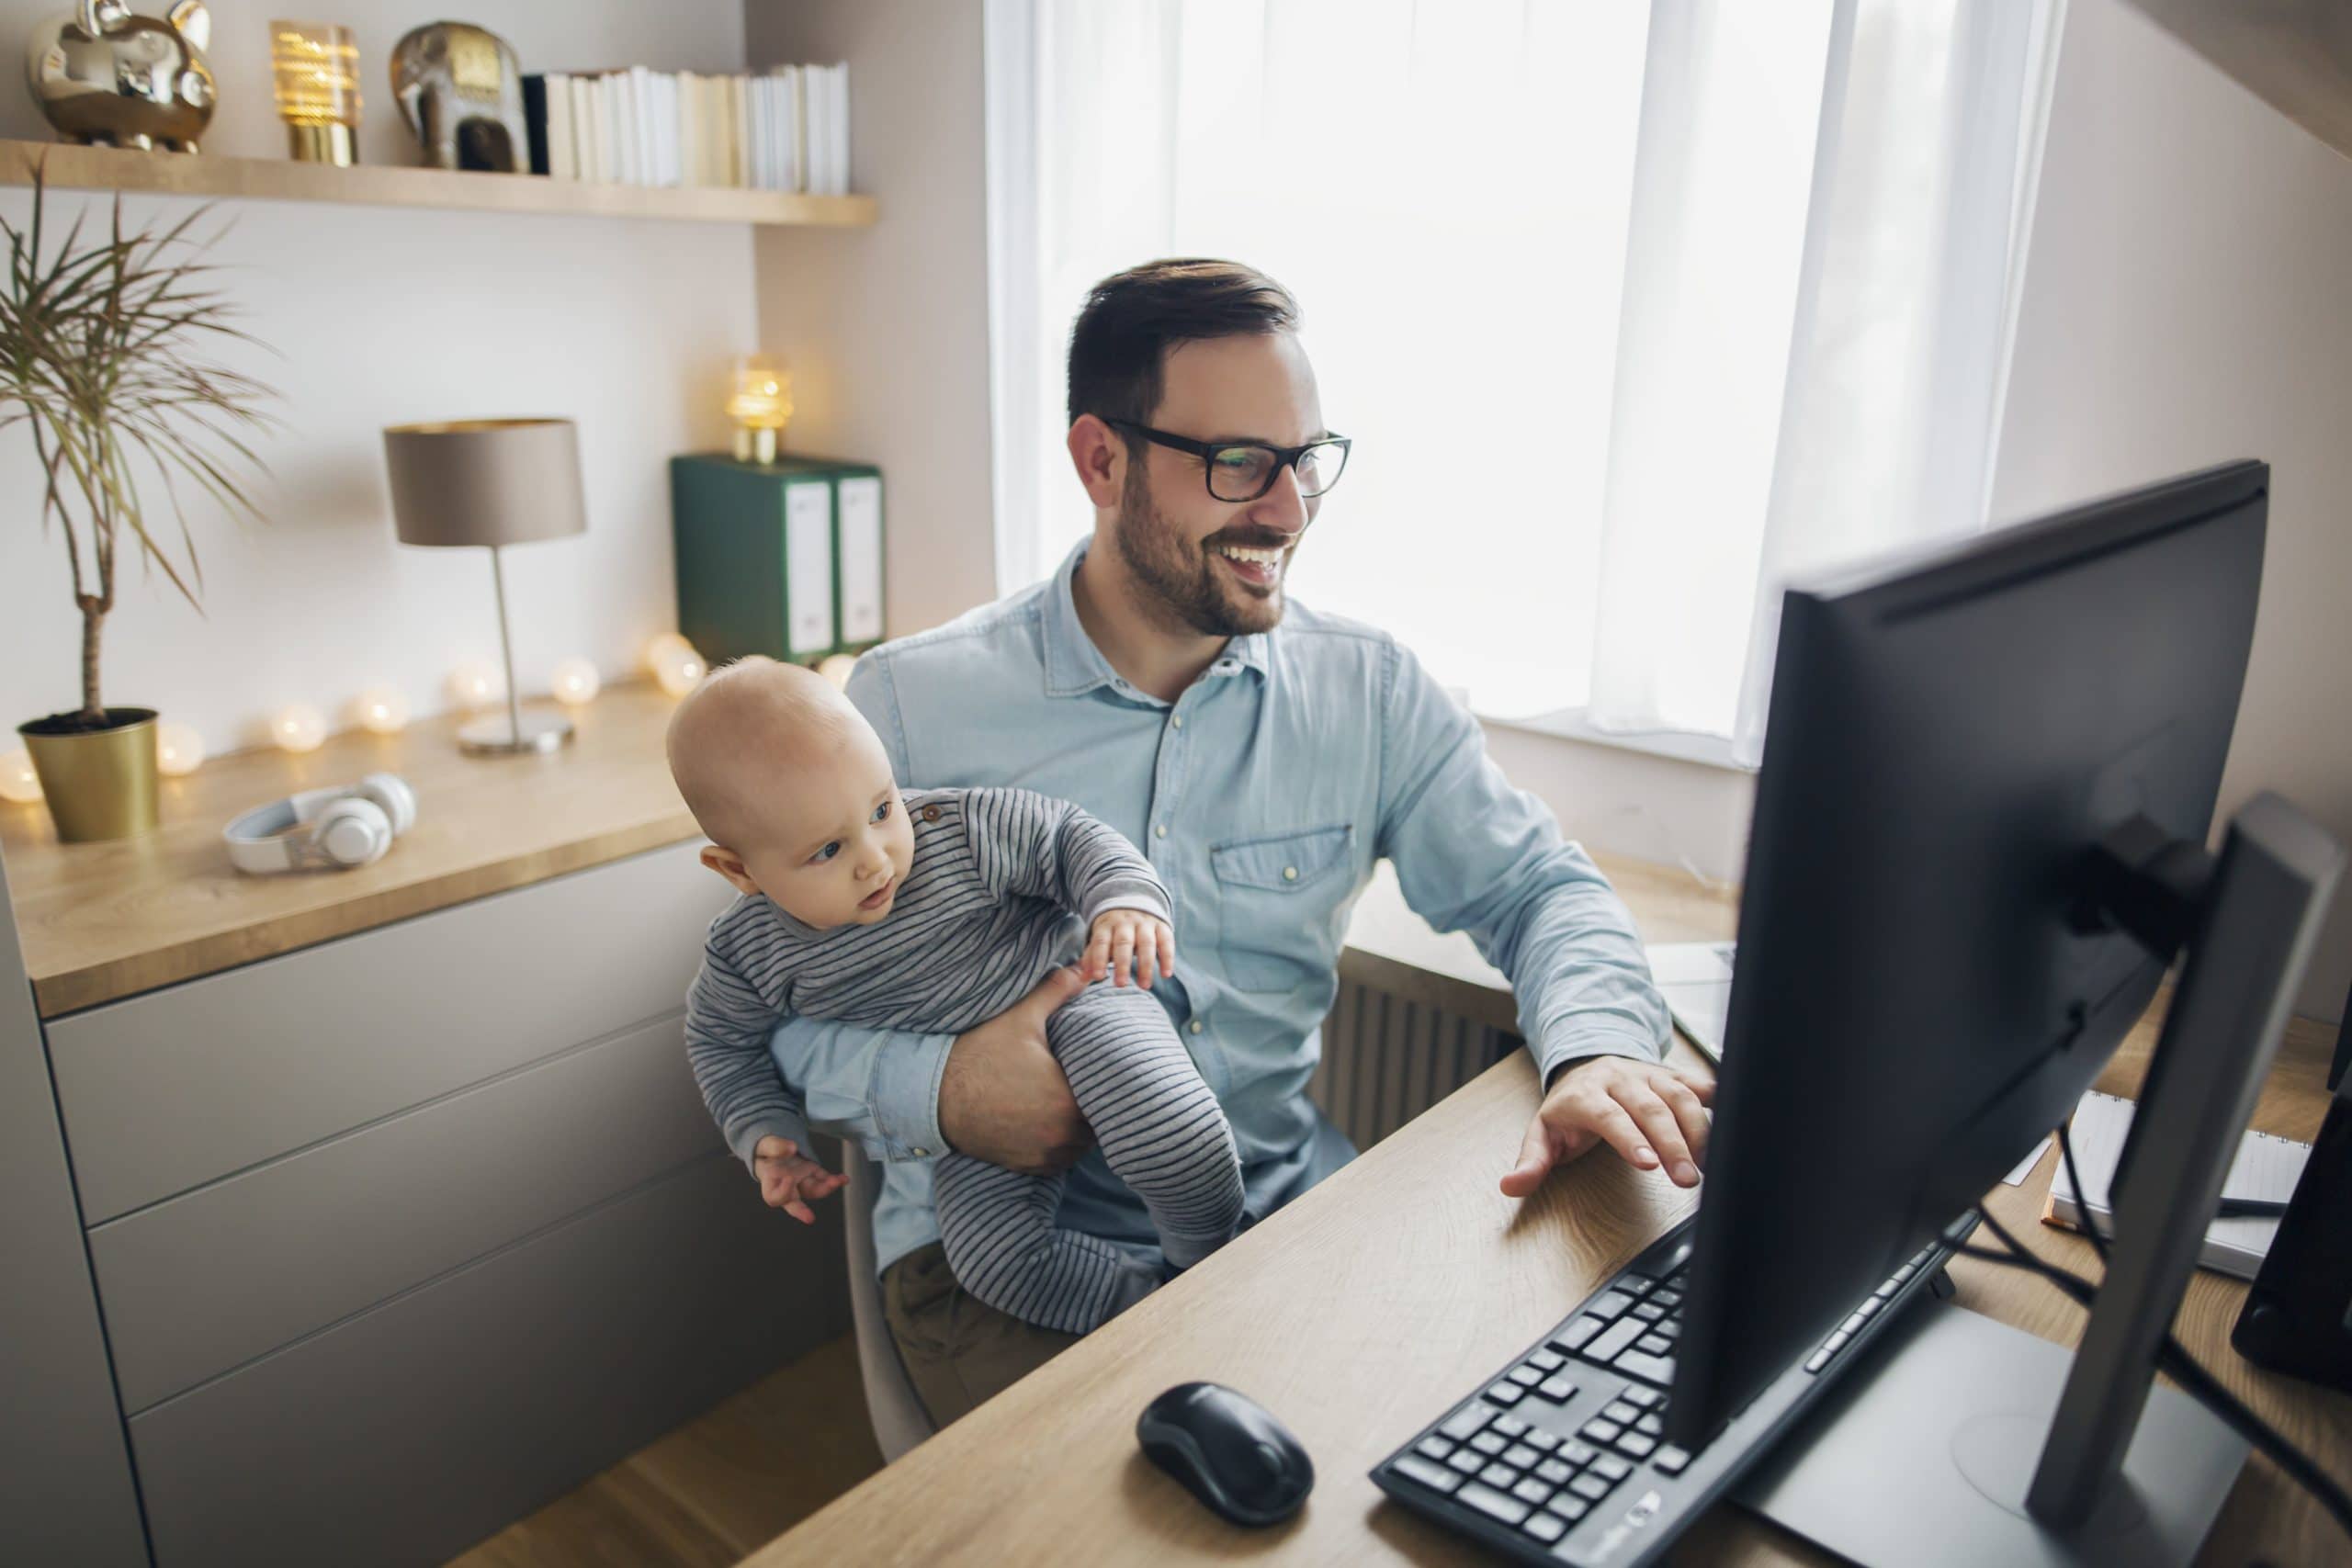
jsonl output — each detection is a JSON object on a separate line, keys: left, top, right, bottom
{"left": 447, "top": 663, "right": 503, "bottom": 711}
{"left": 647, "top": 632, "right": 695, "bottom": 666}
{"left": 271, "top": 705, "right": 327, "bottom": 753}
{"left": 650, "top": 639, "right": 706, "bottom": 698}
{"left": 155, "top": 722, "right": 206, "bottom": 776}
{"left": 355, "top": 686, "right": 411, "bottom": 735}
{"left": 0, "top": 750, "right": 41, "bottom": 804}
{"left": 550, "top": 657, "right": 602, "bottom": 706}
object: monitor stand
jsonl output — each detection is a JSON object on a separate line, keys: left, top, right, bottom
{"left": 1733, "top": 1297, "right": 2243, "bottom": 1567}
{"left": 1742, "top": 792, "right": 2343, "bottom": 1567}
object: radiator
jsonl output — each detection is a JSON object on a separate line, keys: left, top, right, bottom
{"left": 1308, "top": 978, "right": 1520, "bottom": 1151}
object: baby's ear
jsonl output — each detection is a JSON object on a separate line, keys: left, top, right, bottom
{"left": 699, "top": 844, "right": 763, "bottom": 896}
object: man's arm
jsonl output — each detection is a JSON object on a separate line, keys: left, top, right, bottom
{"left": 1374, "top": 641, "right": 1710, "bottom": 1190}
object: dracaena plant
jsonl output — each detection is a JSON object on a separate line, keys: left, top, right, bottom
{"left": 0, "top": 156, "right": 277, "bottom": 728}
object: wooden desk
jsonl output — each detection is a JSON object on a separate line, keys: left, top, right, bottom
{"left": 754, "top": 868, "right": 2350, "bottom": 1567}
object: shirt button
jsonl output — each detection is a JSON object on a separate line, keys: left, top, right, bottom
{"left": 922, "top": 806, "right": 940, "bottom": 822}
{"left": 1189, "top": 1020, "right": 1204, "bottom": 1035}
{"left": 1170, "top": 715, "right": 1183, "bottom": 729}
{"left": 1154, "top": 824, "right": 1167, "bottom": 839}
{"left": 911, "top": 1146, "right": 932, "bottom": 1157}
{"left": 1283, "top": 865, "right": 1298, "bottom": 881}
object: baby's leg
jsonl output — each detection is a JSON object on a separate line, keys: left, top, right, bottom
{"left": 1049, "top": 980, "right": 1244, "bottom": 1269}
{"left": 932, "top": 1153, "right": 1160, "bottom": 1335}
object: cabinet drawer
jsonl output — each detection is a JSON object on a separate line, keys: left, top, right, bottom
{"left": 129, "top": 1152, "right": 845, "bottom": 1568}
{"left": 91, "top": 1011, "right": 719, "bottom": 1413}
{"left": 49, "top": 840, "right": 731, "bottom": 1223}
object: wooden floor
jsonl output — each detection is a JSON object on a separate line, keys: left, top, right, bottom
{"left": 445, "top": 1335, "right": 885, "bottom": 1567}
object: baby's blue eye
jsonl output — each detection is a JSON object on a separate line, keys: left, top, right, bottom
{"left": 872, "top": 801, "right": 892, "bottom": 823}
{"left": 810, "top": 841, "right": 841, "bottom": 863}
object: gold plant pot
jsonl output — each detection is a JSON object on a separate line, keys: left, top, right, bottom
{"left": 19, "top": 708, "right": 161, "bottom": 842}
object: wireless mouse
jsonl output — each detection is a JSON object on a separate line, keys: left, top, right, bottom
{"left": 1136, "top": 1382, "right": 1314, "bottom": 1527}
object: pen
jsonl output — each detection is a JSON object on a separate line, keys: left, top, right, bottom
{"left": 2213, "top": 1197, "right": 2290, "bottom": 1220}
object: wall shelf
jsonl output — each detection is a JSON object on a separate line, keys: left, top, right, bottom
{"left": 0, "top": 139, "right": 876, "bottom": 228}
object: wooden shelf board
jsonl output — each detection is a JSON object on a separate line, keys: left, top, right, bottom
{"left": 0, "top": 139, "right": 876, "bottom": 227}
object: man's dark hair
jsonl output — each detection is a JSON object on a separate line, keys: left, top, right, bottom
{"left": 1066, "top": 259, "right": 1300, "bottom": 431}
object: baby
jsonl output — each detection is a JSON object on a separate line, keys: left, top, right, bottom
{"left": 669, "top": 656, "right": 1244, "bottom": 1334}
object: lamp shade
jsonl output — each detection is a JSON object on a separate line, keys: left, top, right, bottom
{"left": 382, "top": 418, "right": 587, "bottom": 548}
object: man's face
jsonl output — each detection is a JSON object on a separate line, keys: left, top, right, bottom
{"left": 1113, "top": 332, "right": 1328, "bottom": 637}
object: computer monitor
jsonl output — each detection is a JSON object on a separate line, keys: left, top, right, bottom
{"left": 1668, "top": 460, "right": 2340, "bottom": 1559}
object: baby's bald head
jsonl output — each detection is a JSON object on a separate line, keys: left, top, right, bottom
{"left": 666, "top": 656, "right": 868, "bottom": 852}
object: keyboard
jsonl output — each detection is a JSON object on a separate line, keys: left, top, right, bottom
{"left": 1371, "top": 1214, "right": 1965, "bottom": 1565}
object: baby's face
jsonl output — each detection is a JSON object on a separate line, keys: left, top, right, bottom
{"left": 736, "top": 723, "right": 916, "bottom": 930}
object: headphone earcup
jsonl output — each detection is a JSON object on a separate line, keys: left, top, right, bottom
{"left": 311, "top": 798, "right": 393, "bottom": 867}
{"left": 354, "top": 773, "right": 417, "bottom": 836}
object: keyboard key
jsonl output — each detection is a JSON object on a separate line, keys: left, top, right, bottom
{"left": 1590, "top": 1452, "right": 1634, "bottom": 1483}
{"left": 1873, "top": 1280, "right": 1898, "bottom": 1301}
{"left": 1509, "top": 1364, "right": 1545, "bottom": 1388}
{"left": 1570, "top": 1472, "right": 1615, "bottom": 1502}
{"left": 1441, "top": 1406, "right": 1493, "bottom": 1441}
{"left": 1615, "top": 1274, "right": 1656, "bottom": 1298}
{"left": 1615, "top": 1349, "right": 1677, "bottom": 1387}
{"left": 1824, "top": 1330, "right": 1851, "bottom": 1354}
{"left": 1471, "top": 1431, "right": 1507, "bottom": 1457}
{"left": 1621, "top": 1385, "right": 1664, "bottom": 1411}
{"left": 1636, "top": 1414, "right": 1664, "bottom": 1437}
{"left": 1583, "top": 1316, "right": 1647, "bottom": 1366}
{"left": 1529, "top": 1348, "right": 1566, "bottom": 1372}
{"left": 1840, "top": 1313, "right": 1868, "bottom": 1337}
{"left": 1632, "top": 1301, "right": 1667, "bottom": 1323}
{"left": 1546, "top": 1493, "right": 1590, "bottom": 1523}
{"left": 1502, "top": 1444, "right": 1540, "bottom": 1470}
{"left": 1523, "top": 1512, "right": 1567, "bottom": 1544}
{"left": 1537, "top": 1375, "right": 1579, "bottom": 1402}
{"left": 1552, "top": 1318, "right": 1605, "bottom": 1354}
{"left": 1602, "top": 1400, "right": 1639, "bottom": 1424}
{"left": 1635, "top": 1334, "right": 1673, "bottom": 1357}
{"left": 1560, "top": 1439, "right": 1599, "bottom": 1466}
{"left": 1859, "top": 1296, "right": 1884, "bottom": 1319}
{"left": 1492, "top": 1415, "right": 1529, "bottom": 1438}
{"left": 1512, "top": 1477, "right": 1553, "bottom": 1506}
{"left": 1580, "top": 1418, "right": 1623, "bottom": 1444}
{"left": 1587, "top": 1291, "right": 1637, "bottom": 1321}
{"left": 1481, "top": 1462, "right": 1518, "bottom": 1489}
{"left": 1804, "top": 1348, "right": 1831, "bottom": 1374}
{"left": 1393, "top": 1454, "right": 1463, "bottom": 1494}
{"left": 1525, "top": 1428, "right": 1561, "bottom": 1453}
{"left": 1536, "top": 1459, "right": 1573, "bottom": 1484}
{"left": 1617, "top": 1433, "right": 1657, "bottom": 1460}
{"left": 1485, "top": 1382, "right": 1526, "bottom": 1407}
{"left": 1457, "top": 1482, "right": 1532, "bottom": 1527}
{"left": 1446, "top": 1449, "right": 1484, "bottom": 1475}
{"left": 1416, "top": 1437, "right": 1454, "bottom": 1461}
{"left": 1653, "top": 1444, "right": 1693, "bottom": 1475}
{"left": 1649, "top": 1288, "right": 1682, "bottom": 1309}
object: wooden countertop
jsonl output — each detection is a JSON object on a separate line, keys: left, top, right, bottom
{"left": 0, "top": 683, "right": 700, "bottom": 1019}
{"left": 755, "top": 863, "right": 2351, "bottom": 1568}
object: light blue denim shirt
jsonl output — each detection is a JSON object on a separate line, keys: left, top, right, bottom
{"left": 772, "top": 543, "right": 1669, "bottom": 1276}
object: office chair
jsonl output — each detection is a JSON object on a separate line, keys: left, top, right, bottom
{"left": 842, "top": 1145, "right": 938, "bottom": 1461}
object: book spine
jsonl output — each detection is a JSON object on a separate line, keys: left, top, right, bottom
{"left": 521, "top": 74, "right": 550, "bottom": 175}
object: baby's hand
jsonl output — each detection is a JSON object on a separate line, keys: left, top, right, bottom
{"left": 752, "top": 1136, "right": 848, "bottom": 1224}
{"left": 1084, "top": 908, "right": 1176, "bottom": 989}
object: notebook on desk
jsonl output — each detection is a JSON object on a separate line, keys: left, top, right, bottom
{"left": 2044, "top": 1089, "right": 2312, "bottom": 1280}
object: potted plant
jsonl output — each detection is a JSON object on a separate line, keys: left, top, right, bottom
{"left": 0, "top": 158, "right": 276, "bottom": 840}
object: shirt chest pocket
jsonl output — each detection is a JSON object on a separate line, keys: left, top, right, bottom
{"left": 1208, "top": 823, "right": 1356, "bottom": 992}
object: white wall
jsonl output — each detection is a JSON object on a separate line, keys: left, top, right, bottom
{"left": 1993, "top": 0, "right": 2352, "bottom": 1022}
{"left": 0, "top": 2, "right": 753, "bottom": 752}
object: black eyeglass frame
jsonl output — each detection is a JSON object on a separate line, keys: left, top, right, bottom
{"left": 1105, "top": 419, "right": 1352, "bottom": 502}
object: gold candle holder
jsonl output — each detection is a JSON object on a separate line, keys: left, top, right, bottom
{"left": 272, "top": 20, "right": 361, "bottom": 165}
{"left": 726, "top": 355, "right": 793, "bottom": 465}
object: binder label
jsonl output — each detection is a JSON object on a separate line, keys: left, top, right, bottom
{"left": 785, "top": 482, "right": 836, "bottom": 656}
{"left": 839, "top": 476, "right": 884, "bottom": 643}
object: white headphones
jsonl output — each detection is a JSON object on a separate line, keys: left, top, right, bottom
{"left": 223, "top": 773, "right": 418, "bottom": 874}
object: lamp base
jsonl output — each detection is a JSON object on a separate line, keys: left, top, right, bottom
{"left": 457, "top": 713, "right": 573, "bottom": 756}
{"left": 287, "top": 123, "right": 355, "bottom": 165}
{"left": 732, "top": 426, "right": 780, "bottom": 466}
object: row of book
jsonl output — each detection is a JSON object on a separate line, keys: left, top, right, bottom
{"left": 521, "top": 64, "right": 852, "bottom": 197}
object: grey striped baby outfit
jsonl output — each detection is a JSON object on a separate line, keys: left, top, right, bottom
{"left": 684, "top": 787, "right": 1245, "bottom": 1333}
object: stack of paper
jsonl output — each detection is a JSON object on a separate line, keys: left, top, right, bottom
{"left": 523, "top": 63, "right": 852, "bottom": 195}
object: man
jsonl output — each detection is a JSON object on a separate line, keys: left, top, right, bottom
{"left": 757, "top": 259, "right": 1713, "bottom": 1424}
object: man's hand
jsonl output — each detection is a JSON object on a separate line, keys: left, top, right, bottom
{"left": 1082, "top": 908, "right": 1175, "bottom": 988}
{"left": 938, "top": 964, "right": 1095, "bottom": 1174}
{"left": 752, "top": 1135, "right": 849, "bottom": 1224}
{"left": 1501, "top": 1055, "right": 1716, "bottom": 1196}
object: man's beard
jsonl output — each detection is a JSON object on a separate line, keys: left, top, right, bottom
{"left": 1111, "top": 466, "right": 1287, "bottom": 638}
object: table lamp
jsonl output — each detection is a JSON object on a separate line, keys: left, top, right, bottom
{"left": 271, "top": 19, "right": 361, "bottom": 164}
{"left": 383, "top": 418, "right": 587, "bottom": 756}
{"left": 726, "top": 355, "right": 793, "bottom": 465}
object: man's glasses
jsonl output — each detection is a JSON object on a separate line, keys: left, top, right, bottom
{"left": 1107, "top": 420, "right": 1352, "bottom": 502}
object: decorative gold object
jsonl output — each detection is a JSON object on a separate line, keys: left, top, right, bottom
{"left": 727, "top": 355, "right": 793, "bottom": 465}
{"left": 270, "top": 18, "right": 359, "bottom": 165}
{"left": 389, "top": 21, "right": 526, "bottom": 173}
{"left": 27, "top": 0, "right": 216, "bottom": 152}
{"left": 19, "top": 708, "right": 159, "bottom": 841}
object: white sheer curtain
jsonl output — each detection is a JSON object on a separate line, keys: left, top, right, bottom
{"left": 987, "top": 0, "right": 2064, "bottom": 745}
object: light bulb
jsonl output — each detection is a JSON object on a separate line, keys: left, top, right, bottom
{"left": 652, "top": 642, "right": 706, "bottom": 698}
{"left": 355, "top": 686, "right": 410, "bottom": 735}
{"left": 818, "top": 653, "right": 858, "bottom": 690}
{"left": 0, "top": 750, "right": 41, "bottom": 804}
{"left": 646, "top": 633, "right": 695, "bottom": 670}
{"left": 550, "top": 657, "right": 601, "bottom": 706}
{"left": 447, "top": 663, "right": 503, "bottom": 711}
{"left": 155, "top": 721, "right": 206, "bottom": 776}
{"left": 272, "top": 704, "right": 327, "bottom": 754}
